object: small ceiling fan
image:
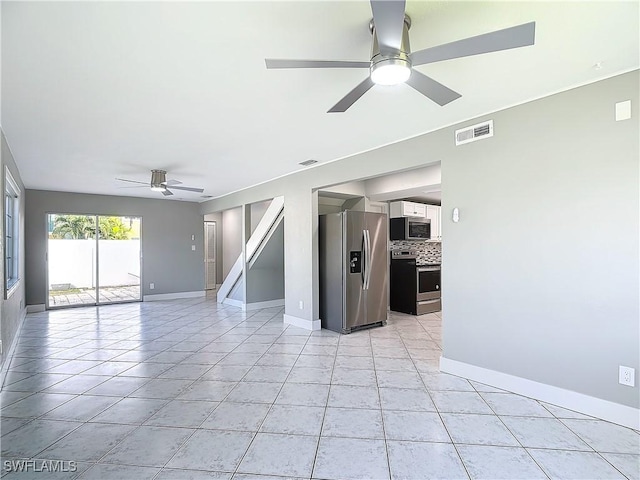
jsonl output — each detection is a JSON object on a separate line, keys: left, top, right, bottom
{"left": 265, "top": 0, "right": 535, "bottom": 112}
{"left": 116, "top": 170, "right": 204, "bottom": 196}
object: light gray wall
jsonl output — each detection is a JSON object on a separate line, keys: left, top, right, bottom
{"left": 25, "top": 190, "right": 205, "bottom": 305}
{"left": 442, "top": 72, "right": 639, "bottom": 408}
{"left": 249, "top": 200, "right": 272, "bottom": 235}
{"left": 204, "top": 212, "right": 223, "bottom": 284}
{"left": 201, "top": 71, "right": 639, "bottom": 408}
{"left": 222, "top": 207, "right": 242, "bottom": 280}
{"left": 342, "top": 197, "right": 366, "bottom": 211}
{"left": 246, "top": 220, "right": 284, "bottom": 303}
{"left": 364, "top": 164, "right": 441, "bottom": 201}
{"left": 1, "top": 130, "right": 26, "bottom": 369}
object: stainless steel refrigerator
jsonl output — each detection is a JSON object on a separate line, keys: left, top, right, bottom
{"left": 319, "top": 211, "right": 388, "bottom": 334}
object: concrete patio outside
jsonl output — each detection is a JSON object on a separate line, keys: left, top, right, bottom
{"left": 48, "top": 285, "right": 140, "bottom": 307}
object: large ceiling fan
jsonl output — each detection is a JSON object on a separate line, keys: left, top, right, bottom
{"left": 116, "top": 170, "right": 204, "bottom": 196}
{"left": 265, "top": 0, "right": 535, "bottom": 112}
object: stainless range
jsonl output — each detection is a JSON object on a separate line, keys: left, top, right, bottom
{"left": 416, "top": 264, "right": 441, "bottom": 314}
{"left": 390, "top": 250, "right": 441, "bottom": 315}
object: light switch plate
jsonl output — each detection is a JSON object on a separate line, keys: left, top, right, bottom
{"left": 615, "top": 100, "right": 631, "bottom": 121}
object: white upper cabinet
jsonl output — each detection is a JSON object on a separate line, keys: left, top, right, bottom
{"left": 390, "top": 201, "right": 426, "bottom": 218}
{"left": 426, "top": 205, "right": 441, "bottom": 240}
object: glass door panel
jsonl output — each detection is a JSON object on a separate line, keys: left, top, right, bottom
{"left": 47, "top": 214, "right": 98, "bottom": 307}
{"left": 98, "top": 216, "right": 141, "bottom": 304}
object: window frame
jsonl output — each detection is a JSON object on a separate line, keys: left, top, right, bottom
{"left": 5, "top": 167, "right": 20, "bottom": 298}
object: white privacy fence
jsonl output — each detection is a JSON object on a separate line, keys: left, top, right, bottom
{"left": 48, "top": 239, "right": 141, "bottom": 289}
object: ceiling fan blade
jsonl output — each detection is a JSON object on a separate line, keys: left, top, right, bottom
{"left": 165, "top": 179, "right": 182, "bottom": 186}
{"left": 370, "top": 0, "right": 407, "bottom": 54}
{"left": 406, "top": 70, "right": 461, "bottom": 106}
{"left": 115, "top": 178, "right": 149, "bottom": 185}
{"left": 161, "top": 189, "right": 174, "bottom": 196}
{"left": 117, "top": 185, "right": 149, "bottom": 189}
{"left": 411, "top": 22, "right": 535, "bottom": 66}
{"left": 168, "top": 185, "right": 205, "bottom": 193}
{"left": 265, "top": 59, "right": 370, "bottom": 69}
{"left": 328, "top": 77, "right": 375, "bottom": 113}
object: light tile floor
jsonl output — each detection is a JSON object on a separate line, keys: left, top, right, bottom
{"left": 1, "top": 298, "right": 638, "bottom": 479}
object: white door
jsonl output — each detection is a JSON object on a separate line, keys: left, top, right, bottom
{"left": 204, "top": 222, "right": 217, "bottom": 290}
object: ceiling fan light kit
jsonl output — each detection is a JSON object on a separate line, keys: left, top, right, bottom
{"left": 265, "top": 0, "right": 535, "bottom": 112}
{"left": 370, "top": 59, "right": 411, "bottom": 86}
{"left": 370, "top": 15, "right": 412, "bottom": 86}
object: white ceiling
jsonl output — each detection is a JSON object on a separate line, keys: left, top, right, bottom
{"left": 2, "top": 1, "right": 638, "bottom": 202}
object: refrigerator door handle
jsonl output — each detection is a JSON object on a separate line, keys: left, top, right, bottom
{"left": 361, "top": 230, "right": 366, "bottom": 287}
{"left": 364, "top": 229, "right": 372, "bottom": 290}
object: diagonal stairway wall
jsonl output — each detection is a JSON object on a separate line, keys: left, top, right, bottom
{"left": 216, "top": 196, "right": 284, "bottom": 309}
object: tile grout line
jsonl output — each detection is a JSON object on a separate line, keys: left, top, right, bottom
{"left": 369, "top": 327, "right": 393, "bottom": 480}
{"left": 398, "top": 315, "right": 472, "bottom": 480}
{"left": 554, "top": 416, "right": 635, "bottom": 478}
{"left": 477, "top": 390, "right": 552, "bottom": 479}
{"left": 229, "top": 316, "right": 319, "bottom": 478}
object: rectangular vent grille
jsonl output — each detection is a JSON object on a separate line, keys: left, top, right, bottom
{"left": 455, "top": 120, "right": 494, "bottom": 146}
{"left": 299, "top": 159, "right": 318, "bottom": 166}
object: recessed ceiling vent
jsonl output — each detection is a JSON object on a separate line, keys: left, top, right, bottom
{"left": 299, "top": 159, "right": 318, "bottom": 166}
{"left": 455, "top": 120, "right": 494, "bottom": 146}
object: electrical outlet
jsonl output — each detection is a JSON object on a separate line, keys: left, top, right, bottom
{"left": 619, "top": 366, "right": 635, "bottom": 387}
{"left": 150, "top": 283, "right": 155, "bottom": 290}
{"left": 191, "top": 245, "right": 196, "bottom": 251}
{"left": 299, "top": 301, "right": 304, "bottom": 310}
{"left": 0, "top": 340, "right": 3, "bottom": 355}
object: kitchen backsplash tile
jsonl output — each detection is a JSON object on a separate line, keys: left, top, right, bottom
{"left": 390, "top": 240, "right": 442, "bottom": 265}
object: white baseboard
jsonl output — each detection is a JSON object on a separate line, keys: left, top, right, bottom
{"left": 143, "top": 291, "right": 206, "bottom": 302}
{"left": 283, "top": 314, "right": 321, "bottom": 331}
{"left": 245, "top": 299, "right": 285, "bottom": 311}
{"left": 440, "top": 356, "right": 640, "bottom": 430}
{"left": 1, "top": 307, "right": 27, "bottom": 389}
{"left": 222, "top": 298, "right": 244, "bottom": 308}
{"left": 26, "top": 304, "right": 45, "bottom": 313}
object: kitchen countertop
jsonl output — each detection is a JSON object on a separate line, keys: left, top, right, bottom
{"left": 417, "top": 262, "right": 441, "bottom": 267}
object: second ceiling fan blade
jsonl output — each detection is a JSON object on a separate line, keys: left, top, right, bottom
{"left": 411, "top": 22, "right": 536, "bottom": 66}
{"left": 162, "top": 189, "right": 173, "bottom": 196}
{"left": 265, "top": 59, "right": 370, "bottom": 69}
{"left": 169, "top": 185, "right": 205, "bottom": 193}
{"left": 328, "top": 77, "right": 375, "bottom": 113}
{"left": 370, "top": 0, "right": 407, "bottom": 54}
{"left": 406, "top": 70, "right": 461, "bottom": 106}
{"left": 116, "top": 178, "right": 148, "bottom": 185}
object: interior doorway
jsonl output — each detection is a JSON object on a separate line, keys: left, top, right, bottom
{"left": 204, "top": 221, "right": 217, "bottom": 290}
{"left": 46, "top": 213, "right": 142, "bottom": 308}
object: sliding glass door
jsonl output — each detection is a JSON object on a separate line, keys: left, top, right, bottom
{"left": 98, "top": 216, "right": 141, "bottom": 303}
{"left": 47, "top": 214, "right": 98, "bottom": 307}
{"left": 47, "top": 214, "right": 142, "bottom": 308}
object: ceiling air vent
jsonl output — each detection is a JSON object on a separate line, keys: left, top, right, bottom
{"left": 299, "top": 159, "right": 318, "bottom": 166}
{"left": 455, "top": 120, "right": 494, "bottom": 146}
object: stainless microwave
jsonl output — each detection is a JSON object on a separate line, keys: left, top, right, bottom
{"left": 390, "top": 217, "right": 431, "bottom": 240}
